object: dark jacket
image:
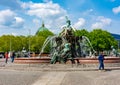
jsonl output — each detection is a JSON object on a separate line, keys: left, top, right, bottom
{"left": 98, "top": 54, "right": 104, "bottom": 62}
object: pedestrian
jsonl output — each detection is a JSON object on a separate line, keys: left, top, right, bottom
{"left": 5, "top": 52, "right": 8, "bottom": 64}
{"left": 98, "top": 51, "right": 105, "bottom": 70}
{"left": 11, "top": 52, "right": 15, "bottom": 63}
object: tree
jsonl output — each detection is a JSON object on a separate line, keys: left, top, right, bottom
{"left": 0, "top": 35, "right": 10, "bottom": 52}
{"left": 30, "top": 36, "right": 46, "bottom": 53}
{"left": 14, "top": 36, "right": 28, "bottom": 51}
{"left": 34, "top": 30, "right": 54, "bottom": 53}
{"left": 74, "top": 29, "right": 90, "bottom": 38}
{"left": 0, "top": 35, "right": 28, "bottom": 52}
{"left": 89, "top": 29, "right": 117, "bottom": 53}
{"left": 0, "top": 28, "right": 117, "bottom": 55}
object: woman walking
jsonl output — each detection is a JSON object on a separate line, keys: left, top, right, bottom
{"left": 5, "top": 52, "right": 8, "bottom": 64}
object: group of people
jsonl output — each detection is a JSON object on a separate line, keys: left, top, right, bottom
{"left": 5, "top": 52, "right": 15, "bottom": 64}
{"left": 4, "top": 50, "right": 105, "bottom": 70}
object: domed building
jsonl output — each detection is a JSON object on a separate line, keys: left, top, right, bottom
{"left": 35, "top": 21, "right": 49, "bottom": 35}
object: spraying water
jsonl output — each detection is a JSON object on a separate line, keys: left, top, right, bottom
{"left": 39, "top": 17, "right": 95, "bottom": 63}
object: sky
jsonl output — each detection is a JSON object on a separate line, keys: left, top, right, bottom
{"left": 0, "top": 0, "right": 120, "bottom": 36}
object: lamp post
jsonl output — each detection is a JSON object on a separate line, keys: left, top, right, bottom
{"left": 10, "top": 36, "right": 11, "bottom": 52}
{"left": 9, "top": 34, "right": 12, "bottom": 58}
{"left": 10, "top": 34, "right": 12, "bottom": 52}
{"left": 28, "top": 29, "right": 31, "bottom": 57}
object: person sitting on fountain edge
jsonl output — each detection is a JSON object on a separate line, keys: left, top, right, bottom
{"left": 98, "top": 51, "right": 105, "bottom": 71}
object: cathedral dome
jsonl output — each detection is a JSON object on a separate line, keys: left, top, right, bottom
{"left": 36, "top": 22, "right": 48, "bottom": 35}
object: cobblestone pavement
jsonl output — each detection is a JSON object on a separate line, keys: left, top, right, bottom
{"left": 0, "top": 58, "right": 120, "bottom": 85}
{"left": 0, "top": 69, "right": 43, "bottom": 85}
{"left": 61, "top": 70, "right": 120, "bottom": 85}
{"left": 0, "top": 69, "right": 120, "bottom": 85}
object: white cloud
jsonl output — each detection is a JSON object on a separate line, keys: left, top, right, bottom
{"left": 33, "top": 19, "right": 40, "bottom": 24}
{"left": 97, "top": 16, "right": 111, "bottom": 25}
{"left": 0, "top": 9, "right": 15, "bottom": 25}
{"left": 11, "top": 17, "right": 24, "bottom": 28}
{"left": 33, "top": 18, "right": 41, "bottom": 28}
{"left": 112, "top": 6, "right": 120, "bottom": 14}
{"left": 83, "top": 9, "right": 94, "bottom": 15}
{"left": 22, "top": 1, "right": 67, "bottom": 33}
{"left": 73, "top": 18, "right": 85, "bottom": 29}
{"left": 27, "top": 2, "right": 67, "bottom": 18}
{"left": 91, "top": 16, "right": 112, "bottom": 29}
{"left": 0, "top": 9, "right": 24, "bottom": 29}
{"left": 91, "top": 22, "right": 103, "bottom": 29}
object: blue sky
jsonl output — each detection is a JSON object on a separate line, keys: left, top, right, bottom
{"left": 0, "top": 0, "right": 120, "bottom": 36}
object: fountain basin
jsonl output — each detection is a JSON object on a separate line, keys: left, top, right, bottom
{"left": 14, "top": 56, "right": 120, "bottom": 64}
{"left": 14, "top": 57, "right": 50, "bottom": 64}
{"left": 75, "top": 57, "right": 120, "bottom": 63}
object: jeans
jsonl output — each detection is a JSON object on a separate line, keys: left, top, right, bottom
{"left": 99, "top": 61, "right": 104, "bottom": 70}
{"left": 11, "top": 57, "right": 14, "bottom": 63}
{"left": 5, "top": 58, "right": 8, "bottom": 63}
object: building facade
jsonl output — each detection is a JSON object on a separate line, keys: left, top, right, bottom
{"left": 111, "top": 33, "right": 120, "bottom": 49}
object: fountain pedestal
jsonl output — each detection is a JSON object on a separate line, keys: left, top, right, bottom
{"left": 14, "top": 56, "right": 120, "bottom": 64}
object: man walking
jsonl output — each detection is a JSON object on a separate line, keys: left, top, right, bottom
{"left": 98, "top": 51, "right": 105, "bottom": 70}
{"left": 11, "top": 52, "right": 15, "bottom": 63}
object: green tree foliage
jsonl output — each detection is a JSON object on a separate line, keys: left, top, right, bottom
{"left": 74, "top": 29, "right": 90, "bottom": 38}
{"left": 30, "top": 36, "right": 46, "bottom": 53}
{"left": 16, "top": 36, "right": 28, "bottom": 51}
{"left": 36, "top": 30, "right": 54, "bottom": 38}
{"left": 0, "top": 29, "right": 118, "bottom": 54}
{"left": 0, "top": 35, "right": 28, "bottom": 52}
{"left": 35, "top": 30, "right": 54, "bottom": 53}
{"left": 89, "top": 29, "right": 117, "bottom": 52}
{"left": 0, "top": 35, "right": 10, "bottom": 52}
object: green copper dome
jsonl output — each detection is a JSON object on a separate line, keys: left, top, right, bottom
{"left": 36, "top": 22, "right": 48, "bottom": 35}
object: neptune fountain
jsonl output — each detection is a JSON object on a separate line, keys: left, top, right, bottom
{"left": 39, "top": 16, "right": 95, "bottom": 64}
{"left": 14, "top": 17, "right": 120, "bottom": 65}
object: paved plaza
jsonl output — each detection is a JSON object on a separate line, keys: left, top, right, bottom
{"left": 0, "top": 58, "right": 120, "bottom": 85}
{"left": 0, "top": 69, "right": 120, "bottom": 85}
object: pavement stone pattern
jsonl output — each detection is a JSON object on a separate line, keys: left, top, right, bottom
{"left": 0, "top": 69, "right": 120, "bottom": 85}
{"left": 61, "top": 71, "right": 120, "bottom": 85}
{"left": 32, "top": 72, "right": 66, "bottom": 85}
{"left": 0, "top": 58, "right": 120, "bottom": 85}
{"left": 0, "top": 69, "right": 43, "bottom": 85}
